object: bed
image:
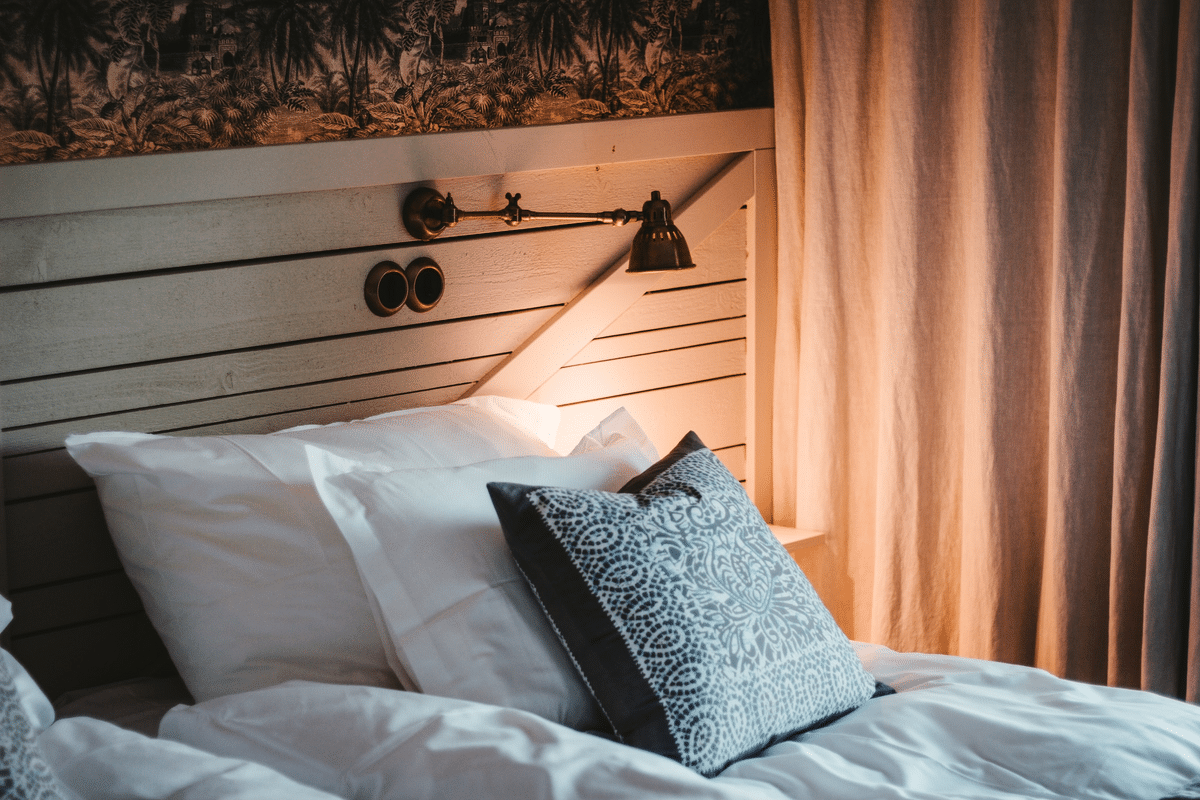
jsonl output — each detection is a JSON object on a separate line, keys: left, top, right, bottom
{"left": 3, "top": 110, "right": 1200, "bottom": 799}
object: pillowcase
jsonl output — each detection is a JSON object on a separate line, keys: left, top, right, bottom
{"left": 64, "top": 397, "right": 561, "bottom": 701}
{"left": 307, "top": 408, "right": 658, "bottom": 731}
{"left": 487, "top": 432, "right": 879, "bottom": 776}
{"left": 1, "top": 595, "right": 70, "bottom": 800}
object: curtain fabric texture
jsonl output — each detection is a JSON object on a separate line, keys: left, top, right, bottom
{"left": 769, "top": 0, "right": 1199, "bottom": 699}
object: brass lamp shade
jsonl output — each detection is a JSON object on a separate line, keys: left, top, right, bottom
{"left": 628, "top": 191, "right": 695, "bottom": 273}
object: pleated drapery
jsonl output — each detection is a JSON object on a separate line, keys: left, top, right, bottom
{"left": 769, "top": 0, "right": 1199, "bottom": 699}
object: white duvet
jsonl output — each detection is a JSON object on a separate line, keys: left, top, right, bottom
{"left": 127, "top": 643, "right": 1200, "bottom": 800}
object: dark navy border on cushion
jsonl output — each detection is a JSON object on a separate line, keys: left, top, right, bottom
{"left": 618, "top": 431, "right": 706, "bottom": 494}
{"left": 487, "top": 482, "right": 680, "bottom": 760}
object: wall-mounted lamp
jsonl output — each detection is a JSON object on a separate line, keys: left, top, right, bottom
{"left": 402, "top": 188, "right": 695, "bottom": 274}
{"left": 365, "top": 257, "right": 445, "bottom": 317}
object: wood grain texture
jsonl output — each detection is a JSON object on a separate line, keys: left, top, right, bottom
{"left": 746, "top": 148, "right": 779, "bottom": 515}
{"left": 6, "top": 491, "right": 120, "bottom": 590}
{"left": 2, "top": 203, "right": 744, "bottom": 385}
{"left": 9, "top": 613, "right": 175, "bottom": 701}
{"left": 0, "top": 154, "right": 729, "bottom": 287}
{"left": 4, "top": 310, "right": 555, "bottom": 430}
{"left": 565, "top": 317, "right": 745, "bottom": 366}
{"left": 0, "top": 109, "right": 773, "bottom": 220}
{"left": 601, "top": 281, "right": 746, "bottom": 337}
{"left": 6, "top": 357, "right": 498, "bottom": 457}
{"left": 8, "top": 571, "right": 141, "bottom": 637}
{"left": 464, "top": 153, "right": 753, "bottom": 400}
{"left": 555, "top": 375, "right": 745, "bottom": 456}
{"left": 530, "top": 340, "right": 745, "bottom": 406}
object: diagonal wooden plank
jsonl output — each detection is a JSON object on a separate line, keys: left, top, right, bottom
{"left": 463, "top": 152, "right": 755, "bottom": 401}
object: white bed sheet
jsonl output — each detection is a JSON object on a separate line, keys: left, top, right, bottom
{"left": 157, "top": 642, "right": 1200, "bottom": 800}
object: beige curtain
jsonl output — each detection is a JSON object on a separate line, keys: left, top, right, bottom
{"left": 769, "top": 0, "right": 1199, "bottom": 699}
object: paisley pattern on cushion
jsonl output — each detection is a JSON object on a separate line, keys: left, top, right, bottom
{"left": 0, "top": 658, "right": 67, "bottom": 800}
{"left": 489, "top": 433, "right": 878, "bottom": 776}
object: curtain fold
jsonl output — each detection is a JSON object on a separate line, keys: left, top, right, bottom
{"left": 770, "top": 0, "right": 1200, "bottom": 698}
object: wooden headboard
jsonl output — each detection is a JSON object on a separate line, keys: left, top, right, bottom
{"left": 0, "top": 108, "right": 779, "bottom": 700}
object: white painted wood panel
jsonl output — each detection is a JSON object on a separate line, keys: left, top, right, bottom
{"left": 714, "top": 445, "right": 747, "bottom": 481}
{"left": 531, "top": 340, "right": 746, "bottom": 407}
{"left": 0, "top": 109, "right": 773, "bottom": 219}
{"left": 0, "top": 107, "right": 774, "bottom": 697}
{"left": 601, "top": 282, "right": 746, "bottom": 337}
{"left": 566, "top": 318, "right": 745, "bottom": 366}
{"left": 465, "top": 153, "right": 754, "bottom": 400}
{"left": 5, "top": 356, "right": 501, "bottom": 456}
{"left": 2, "top": 176, "right": 745, "bottom": 383}
{"left": 0, "top": 154, "right": 730, "bottom": 287}
{"left": 4, "top": 202, "right": 746, "bottom": 427}
{"left": 555, "top": 375, "right": 745, "bottom": 456}
{"left": 4, "top": 310, "right": 555, "bottom": 429}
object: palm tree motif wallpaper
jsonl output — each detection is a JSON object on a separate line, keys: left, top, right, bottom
{"left": 0, "top": 0, "right": 771, "bottom": 165}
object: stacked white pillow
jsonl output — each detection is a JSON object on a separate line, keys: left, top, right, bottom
{"left": 65, "top": 397, "right": 563, "bottom": 702}
{"left": 307, "top": 407, "right": 657, "bottom": 730}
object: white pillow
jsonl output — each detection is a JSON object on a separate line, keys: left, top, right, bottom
{"left": 64, "top": 397, "right": 561, "bottom": 702}
{"left": 307, "top": 408, "right": 657, "bottom": 730}
{"left": 40, "top": 716, "right": 342, "bottom": 800}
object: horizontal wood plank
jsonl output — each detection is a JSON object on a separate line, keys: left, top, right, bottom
{"left": 714, "top": 445, "right": 746, "bottom": 482}
{"left": 9, "top": 572, "right": 142, "bottom": 638}
{"left": 2, "top": 288, "right": 747, "bottom": 497}
{"left": 0, "top": 155, "right": 730, "bottom": 287}
{"left": 3, "top": 451, "right": 91, "bottom": 503}
{"left": 555, "top": 375, "right": 745, "bottom": 456}
{"left": 566, "top": 318, "right": 746, "bottom": 366}
{"left": 1, "top": 227, "right": 616, "bottom": 383}
{"left": 5, "top": 357, "right": 501, "bottom": 456}
{"left": 0, "top": 109, "right": 773, "bottom": 220}
{"left": 4, "top": 309, "right": 555, "bottom": 430}
{"left": 2, "top": 206, "right": 743, "bottom": 384}
{"left": 531, "top": 340, "right": 746, "bottom": 407}
{"left": 7, "top": 491, "right": 120, "bottom": 590}
{"left": 601, "top": 281, "right": 746, "bottom": 337}
{"left": 9, "top": 613, "right": 175, "bottom": 701}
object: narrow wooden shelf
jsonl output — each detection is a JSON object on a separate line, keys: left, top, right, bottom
{"left": 769, "top": 525, "right": 825, "bottom": 548}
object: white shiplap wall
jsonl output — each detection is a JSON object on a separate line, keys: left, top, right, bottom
{"left": 0, "top": 108, "right": 778, "bottom": 698}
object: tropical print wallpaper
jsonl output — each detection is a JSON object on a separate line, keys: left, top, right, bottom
{"left": 0, "top": 0, "right": 771, "bottom": 165}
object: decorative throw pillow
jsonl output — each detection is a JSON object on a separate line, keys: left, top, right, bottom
{"left": 487, "top": 432, "right": 879, "bottom": 776}
{"left": 1, "top": 660, "right": 68, "bottom": 800}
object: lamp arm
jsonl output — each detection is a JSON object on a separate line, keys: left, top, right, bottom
{"left": 403, "top": 188, "right": 645, "bottom": 241}
{"left": 453, "top": 193, "right": 642, "bottom": 227}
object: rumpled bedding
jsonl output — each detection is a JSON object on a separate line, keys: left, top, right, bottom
{"left": 139, "top": 642, "right": 1200, "bottom": 800}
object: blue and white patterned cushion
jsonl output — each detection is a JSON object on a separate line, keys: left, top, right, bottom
{"left": 1, "top": 656, "right": 67, "bottom": 800}
{"left": 488, "top": 432, "right": 879, "bottom": 776}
